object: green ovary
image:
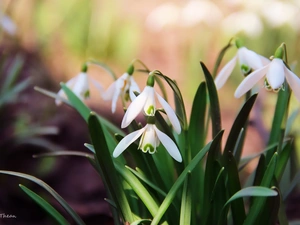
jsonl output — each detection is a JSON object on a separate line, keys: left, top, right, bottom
{"left": 84, "top": 90, "right": 90, "bottom": 98}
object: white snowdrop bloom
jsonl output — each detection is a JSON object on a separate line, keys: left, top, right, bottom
{"left": 113, "top": 123, "right": 182, "bottom": 162}
{"left": 121, "top": 75, "right": 181, "bottom": 134}
{"left": 215, "top": 42, "right": 269, "bottom": 89}
{"left": 56, "top": 72, "right": 90, "bottom": 105}
{"left": 102, "top": 71, "right": 140, "bottom": 113}
{"left": 0, "top": 12, "right": 16, "bottom": 35}
{"left": 235, "top": 51, "right": 300, "bottom": 102}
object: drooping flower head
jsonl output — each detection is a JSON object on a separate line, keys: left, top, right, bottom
{"left": 56, "top": 64, "right": 91, "bottom": 105}
{"left": 215, "top": 38, "right": 270, "bottom": 89}
{"left": 113, "top": 116, "right": 182, "bottom": 162}
{"left": 234, "top": 43, "right": 300, "bottom": 102}
{"left": 102, "top": 64, "right": 140, "bottom": 113}
{"left": 121, "top": 73, "right": 181, "bottom": 134}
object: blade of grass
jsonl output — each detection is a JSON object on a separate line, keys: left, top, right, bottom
{"left": 151, "top": 131, "right": 223, "bottom": 225}
{"left": 88, "top": 112, "right": 133, "bottom": 223}
{"left": 243, "top": 153, "right": 278, "bottom": 225}
{"left": 19, "top": 184, "right": 69, "bottom": 225}
{"left": 179, "top": 173, "right": 192, "bottom": 225}
{"left": 200, "top": 61, "right": 221, "bottom": 140}
{"left": 0, "top": 170, "right": 85, "bottom": 225}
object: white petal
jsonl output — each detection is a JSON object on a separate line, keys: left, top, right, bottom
{"left": 121, "top": 87, "right": 149, "bottom": 128}
{"left": 113, "top": 127, "right": 146, "bottom": 158}
{"left": 266, "top": 59, "right": 285, "bottom": 89}
{"left": 260, "top": 55, "right": 271, "bottom": 66}
{"left": 55, "top": 76, "right": 77, "bottom": 105}
{"left": 138, "top": 124, "right": 159, "bottom": 153}
{"left": 72, "top": 72, "right": 89, "bottom": 99}
{"left": 234, "top": 64, "right": 270, "bottom": 98}
{"left": 154, "top": 126, "right": 182, "bottom": 162}
{"left": 129, "top": 77, "right": 140, "bottom": 101}
{"left": 143, "top": 87, "right": 156, "bottom": 116}
{"left": 284, "top": 66, "right": 300, "bottom": 102}
{"left": 215, "top": 55, "right": 237, "bottom": 89}
{"left": 90, "top": 77, "right": 104, "bottom": 95}
{"left": 111, "top": 82, "right": 122, "bottom": 113}
{"left": 102, "top": 82, "right": 116, "bottom": 100}
{"left": 239, "top": 47, "right": 264, "bottom": 70}
{"left": 156, "top": 92, "right": 181, "bottom": 134}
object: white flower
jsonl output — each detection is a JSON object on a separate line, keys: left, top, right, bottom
{"left": 234, "top": 58, "right": 300, "bottom": 102}
{"left": 121, "top": 84, "right": 181, "bottom": 134}
{"left": 102, "top": 72, "right": 140, "bottom": 113}
{"left": 113, "top": 123, "right": 182, "bottom": 162}
{"left": 0, "top": 12, "right": 16, "bottom": 35}
{"left": 215, "top": 46, "right": 269, "bottom": 89}
{"left": 55, "top": 72, "right": 97, "bottom": 105}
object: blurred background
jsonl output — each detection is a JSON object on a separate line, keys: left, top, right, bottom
{"left": 1, "top": 0, "right": 300, "bottom": 224}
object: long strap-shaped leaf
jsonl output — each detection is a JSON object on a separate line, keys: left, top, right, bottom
{"left": 0, "top": 170, "right": 85, "bottom": 225}
{"left": 151, "top": 130, "right": 224, "bottom": 225}
{"left": 223, "top": 93, "right": 257, "bottom": 163}
{"left": 200, "top": 62, "right": 222, "bottom": 144}
{"left": 88, "top": 112, "right": 133, "bottom": 223}
{"left": 20, "top": 184, "right": 70, "bottom": 225}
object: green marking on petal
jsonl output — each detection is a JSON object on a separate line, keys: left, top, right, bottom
{"left": 142, "top": 143, "right": 155, "bottom": 154}
{"left": 146, "top": 105, "right": 155, "bottom": 115}
{"left": 84, "top": 90, "right": 90, "bottom": 98}
{"left": 264, "top": 78, "right": 284, "bottom": 92}
{"left": 241, "top": 64, "right": 251, "bottom": 75}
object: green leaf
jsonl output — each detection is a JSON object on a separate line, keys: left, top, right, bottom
{"left": 275, "top": 141, "right": 293, "bottom": 181}
{"left": 0, "top": 170, "right": 85, "bottom": 225}
{"left": 19, "top": 184, "right": 69, "bottom": 225}
{"left": 256, "top": 187, "right": 280, "bottom": 225}
{"left": 33, "top": 151, "right": 94, "bottom": 159}
{"left": 88, "top": 112, "right": 133, "bottom": 223}
{"left": 61, "top": 83, "right": 124, "bottom": 135}
{"left": 154, "top": 71, "right": 188, "bottom": 130}
{"left": 126, "top": 166, "right": 167, "bottom": 197}
{"left": 131, "top": 219, "right": 152, "bottom": 225}
{"left": 223, "top": 93, "right": 257, "bottom": 164}
{"left": 244, "top": 153, "right": 278, "bottom": 225}
{"left": 212, "top": 38, "right": 233, "bottom": 78}
{"left": 1, "top": 55, "right": 24, "bottom": 94}
{"left": 266, "top": 84, "right": 290, "bottom": 162}
{"left": 0, "top": 77, "right": 31, "bottom": 107}
{"left": 200, "top": 61, "right": 221, "bottom": 143}
{"left": 61, "top": 83, "right": 91, "bottom": 121}
{"left": 188, "top": 81, "right": 207, "bottom": 157}
{"left": 227, "top": 152, "right": 245, "bottom": 225}
{"left": 115, "top": 163, "right": 160, "bottom": 217}
{"left": 179, "top": 173, "right": 192, "bottom": 225}
{"left": 218, "top": 187, "right": 278, "bottom": 225}
{"left": 151, "top": 131, "right": 224, "bottom": 225}
{"left": 224, "top": 186, "right": 278, "bottom": 207}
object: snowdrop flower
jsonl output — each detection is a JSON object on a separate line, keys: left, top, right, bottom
{"left": 215, "top": 39, "right": 270, "bottom": 89}
{"left": 113, "top": 118, "right": 182, "bottom": 162}
{"left": 234, "top": 44, "right": 300, "bottom": 102}
{"left": 56, "top": 64, "right": 102, "bottom": 105}
{"left": 121, "top": 74, "right": 181, "bottom": 134}
{"left": 0, "top": 11, "right": 17, "bottom": 35}
{"left": 102, "top": 65, "right": 140, "bottom": 113}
